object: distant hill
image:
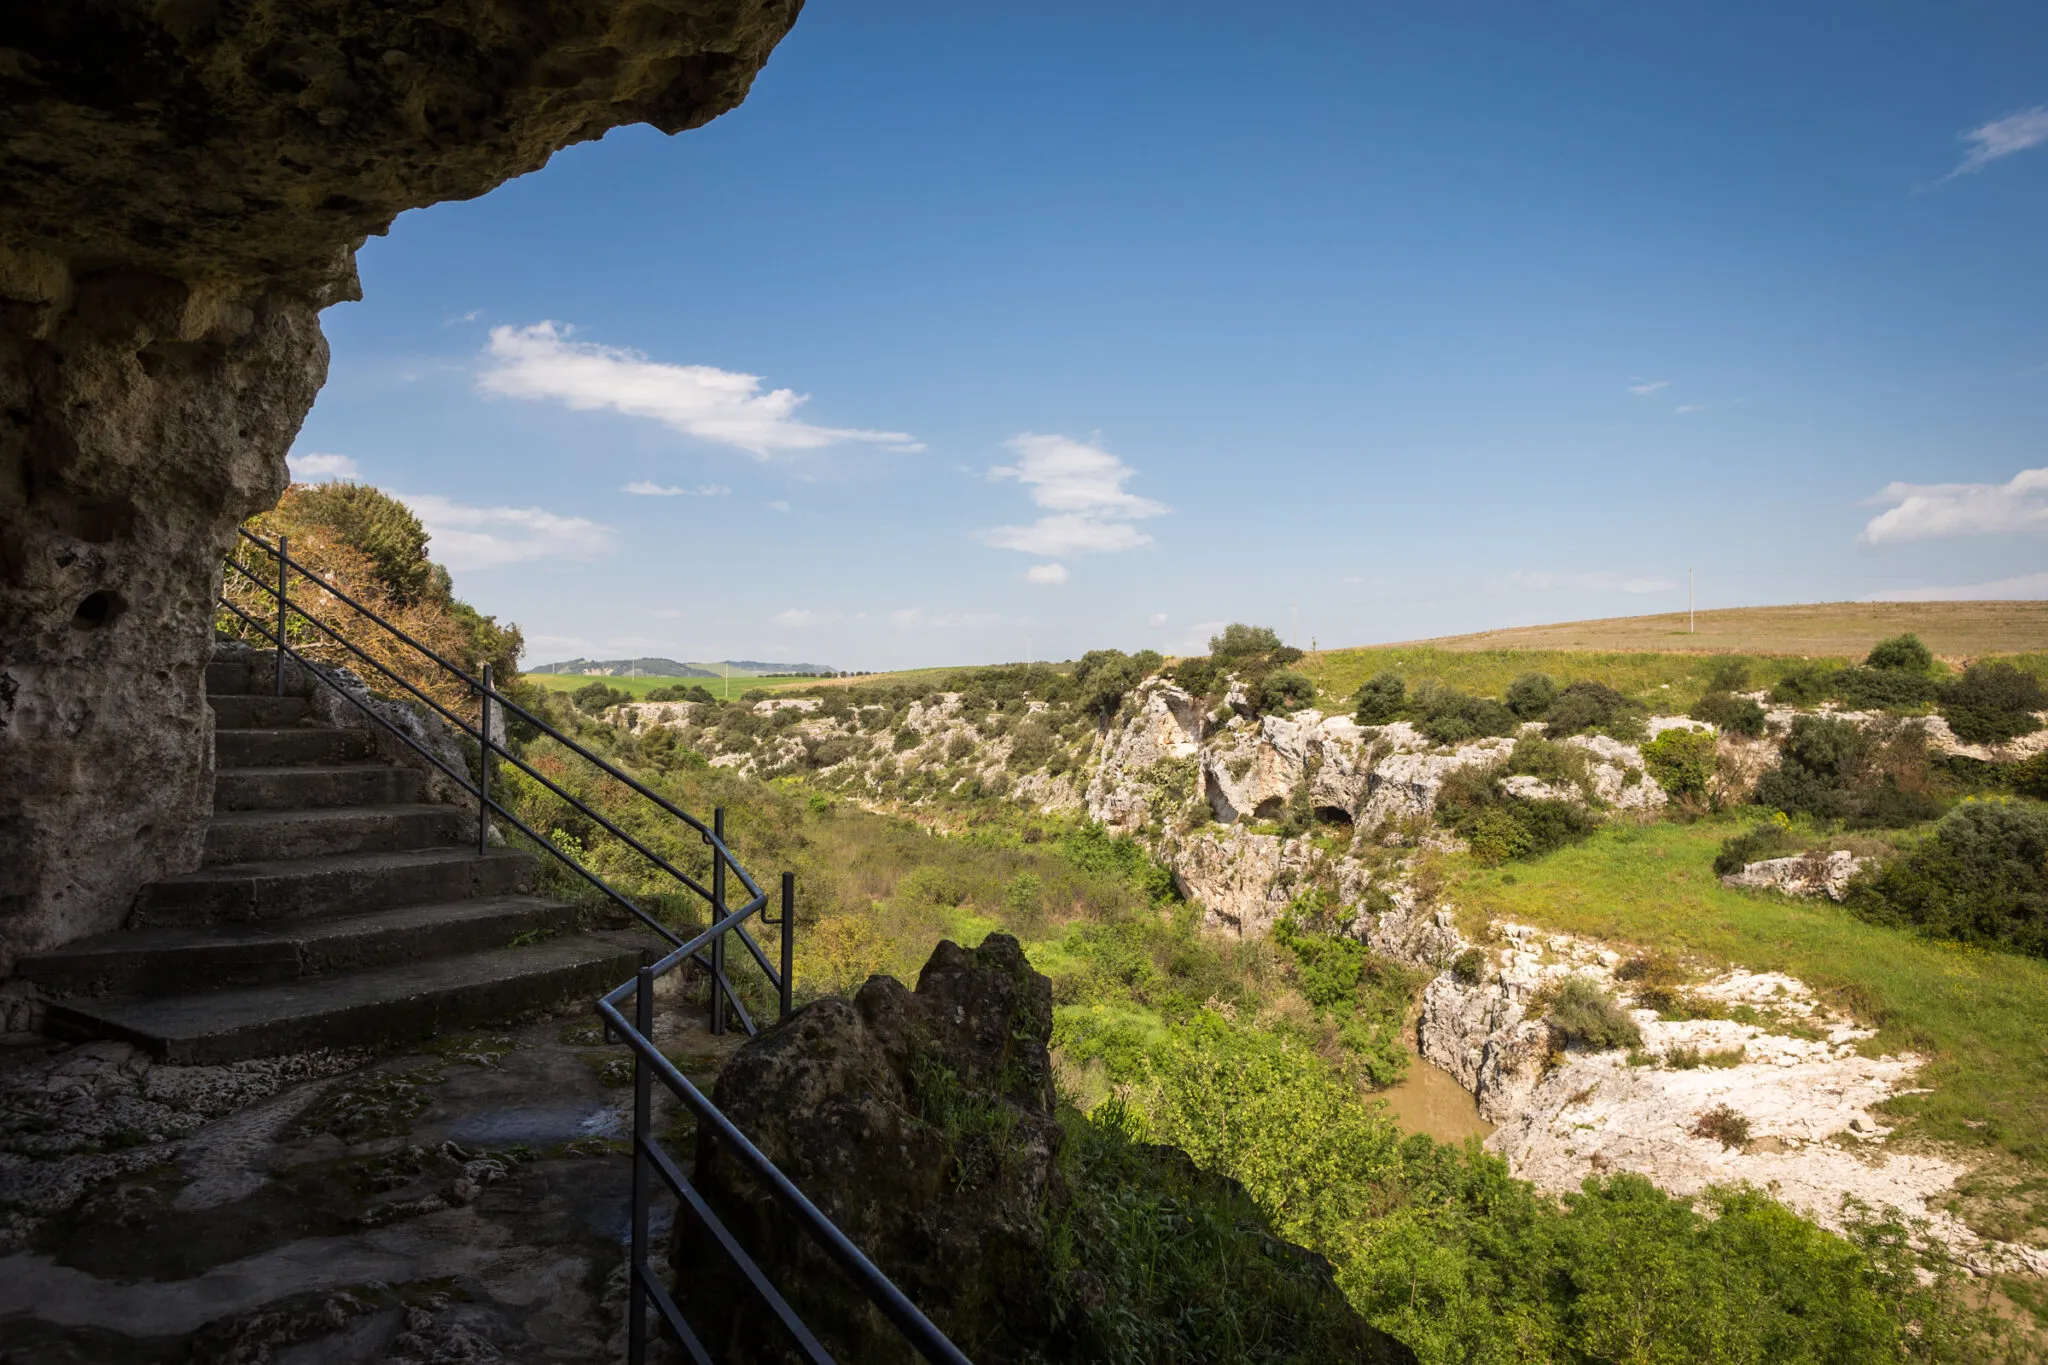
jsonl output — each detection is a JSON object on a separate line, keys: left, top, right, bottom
{"left": 1374, "top": 601, "right": 2048, "bottom": 659}
{"left": 530, "top": 656, "right": 838, "bottom": 678}
{"left": 529, "top": 657, "right": 716, "bottom": 678}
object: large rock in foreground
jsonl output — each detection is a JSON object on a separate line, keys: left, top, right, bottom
{"left": 678, "top": 933, "right": 1415, "bottom": 1364}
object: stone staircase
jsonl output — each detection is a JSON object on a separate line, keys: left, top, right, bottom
{"left": 17, "top": 648, "right": 647, "bottom": 1063}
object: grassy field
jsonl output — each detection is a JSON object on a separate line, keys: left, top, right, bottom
{"left": 1299, "top": 645, "right": 1817, "bottom": 713}
{"left": 1388, "top": 600, "right": 2048, "bottom": 659}
{"left": 1445, "top": 817, "right": 2048, "bottom": 1164}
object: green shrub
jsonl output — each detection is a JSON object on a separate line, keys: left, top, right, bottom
{"left": 1274, "top": 917, "right": 1368, "bottom": 1011}
{"left": 644, "top": 683, "right": 716, "bottom": 704}
{"left": 1543, "top": 680, "right": 1647, "bottom": 741}
{"left": 571, "top": 681, "right": 632, "bottom": 712}
{"left": 1941, "top": 662, "right": 2048, "bottom": 745}
{"left": 1008, "top": 719, "right": 1056, "bottom": 771}
{"left": 1209, "top": 623, "right": 1302, "bottom": 669}
{"left": 1641, "top": 728, "right": 1717, "bottom": 802}
{"left": 1450, "top": 947, "right": 1486, "bottom": 985}
{"left": 1505, "top": 672, "right": 1558, "bottom": 720}
{"left": 1259, "top": 669, "right": 1317, "bottom": 714}
{"left": 1435, "top": 763, "right": 1597, "bottom": 864}
{"left": 1543, "top": 976, "right": 1642, "bottom": 1051}
{"left": 1831, "top": 666, "right": 1939, "bottom": 712}
{"left": 1351, "top": 672, "right": 1405, "bottom": 725}
{"left": 1073, "top": 648, "right": 1161, "bottom": 718}
{"left": 1770, "top": 663, "right": 1838, "bottom": 705}
{"left": 1847, "top": 800, "right": 2048, "bottom": 959}
{"left": 892, "top": 725, "right": 923, "bottom": 752}
{"left": 1503, "top": 736, "right": 1591, "bottom": 793}
{"left": 1167, "top": 656, "right": 1218, "bottom": 699}
{"left": 1753, "top": 715, "right": 1942, "bottom": 829}
{"left": 1691, "top": 690, "right": 1766, "bottom": 737}
{"left": 1866, "top": 633, "right": 1934, "bottom": 673}
{"left": 1411, "top": 682, "right": 1516, "bottom": 744}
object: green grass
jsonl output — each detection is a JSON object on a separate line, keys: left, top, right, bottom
{"left": 1446, "top": 817, "right": 2048, "bottom": 1161}
{"left": 1300, "top": 646, "right": 1816, "bottom": 714}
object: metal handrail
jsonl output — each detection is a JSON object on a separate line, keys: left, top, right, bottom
{"left": 217, "top": 526, "right": 967, "bottom": 1363}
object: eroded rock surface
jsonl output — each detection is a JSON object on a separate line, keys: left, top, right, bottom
{"left": 0, "top": 1, "right": 803, "bottom": 970}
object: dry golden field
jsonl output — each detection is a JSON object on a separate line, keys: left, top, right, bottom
{"left": 1384, "top": 600, "right": 2048, "bottom": 659}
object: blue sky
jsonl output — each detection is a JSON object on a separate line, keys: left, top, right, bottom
{"left": 295, "top": 2, "right": 2048, "bottom": 670}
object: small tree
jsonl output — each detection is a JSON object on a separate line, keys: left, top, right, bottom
{"left": 1506, "top": 672, "right": 1558, "bottom": 719}
{"left": 1865, "top": 633, "right": 1933, "bottom": 673}
{"left": 1353, "top": 672, "right": 1405, "bottom": 725}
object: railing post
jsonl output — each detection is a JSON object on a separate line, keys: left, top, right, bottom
{"left": 711, "top": 807, "right": 727, "bottom": 1036}
{"left": 274, "top": 534, "right": 289, "bottom": 696}
{"left": 477, "top": 663, "right": 494, "bottom": 856}
{"left": 629, "top": 965, "right": 654, "bottom": 1365}
{"left": 780, "top": 871, "right": 795, "bottom": 1021}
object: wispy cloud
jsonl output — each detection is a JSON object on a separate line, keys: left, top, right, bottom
{"left": 1944, "top": 105, "right": 2048, "bottom": 180}
{"left": 1628, "top": 379, "right": 1671, "bottom": 396}
{"left": 289, "top": 451, "right": 359, "bottom": 480}
{"left": 398, "top": 493, "right": 613, "bottom": 570}
{"left": 1148, "top": 612, "right": 1168, "bottom": 628}
{"left": 772, "top": 608, "right": 837, "bottom": 627}
{"left": 477, "top": 322, "right": 922, "bottom": 458}
{"left": 1860, "top": 468, "right": 2048, "bottom": 544}
{"left": 622, "top": 481, "right": 731, "bottom": 497}
{"left": 1866, "top": 571, "right": 2048, "bottom": 602}
{"left": 1508, "top": 570, "right": 1678, "bottom": 595}
{"left": 765, "top": 500, "right": 791, "bottom": 513}
{"left": 978, "top": 433, "right": 1167, "bottom": 558}
{"left": 651, "top": 608, "right": 684, "bottom": 619}
{"left": 1025, "top": 562, "right": 1069, "bottom": 585}
{"left": 1675, "top": 404, "right": 1705, "bottom": 415}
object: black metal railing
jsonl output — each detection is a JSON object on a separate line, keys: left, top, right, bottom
{"left": 217, "top": 526, "right": 968, "bottom": 1365}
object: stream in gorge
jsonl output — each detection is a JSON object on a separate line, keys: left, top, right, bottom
{"left": 1378, "top": 1047, "right": 1495, "bottom": 1145}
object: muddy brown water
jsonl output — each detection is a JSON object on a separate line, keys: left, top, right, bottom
{"left": 1377, "top": 1049, "right": 1496, "bottom": 1145}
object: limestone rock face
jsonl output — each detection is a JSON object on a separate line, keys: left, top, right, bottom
{"left": 678, "top": 934, "right": 1067, "bottom": 1363}
{"left": 1721, "top": 849, "right": 1865, "bottom": 902}
{"left": 1084, "top": 680, "right": 1203, "bottom": 833}
{"left": 0, "top": 0, "right": 801, "bottom": 971}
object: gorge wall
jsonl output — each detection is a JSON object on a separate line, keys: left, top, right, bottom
{"left": 0, "top": 0, "right": 803, "bottom": 972}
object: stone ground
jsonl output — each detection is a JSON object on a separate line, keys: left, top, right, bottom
{"left": 0, "top": 1006, "right": 743, "bottom": 1364}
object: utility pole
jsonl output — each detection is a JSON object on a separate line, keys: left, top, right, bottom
{"left": 1292, "top": 604, "right": 1299, "bottom": 650}
{"left": 1688, "top": 566, "right": 1695, "bottom": 634}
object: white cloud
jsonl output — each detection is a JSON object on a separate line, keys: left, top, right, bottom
{"left": 1945, "top": 105, "right": 2048, "bottom": 179}
{"left": 1509, "top": 570, "right": 1679, "bottom": 594}
{"left": 1675, "top": 404, "right": 1705, "bottom": 414}
{"left": 477, "top": 321, "right": 922, "bottom": 458}
{"left": 1866, "top": 572, "right": 2048, "bottom": 602}
{"left": 650, "top": 608, "right": 684, "bottom": 619}
{"left": 766, "top": 500, "right": 792, "bottom": 513}
{"left": 1860, "top": 468, "right": 2048, "bottom": 544}
{"left": 1628, "top": 379, "right": 1671, "bottom": 395}
{"left": 397, "top": 493, "right": 613, "bottom": 570}
{"left": 1148, "top": 612, "right": 1168, "bottom": 627}
{"left": 1025, "top": 562, "right": 1069, "bottom": 585}
{"left": 772, "top": 608, "right": 836, "bottom": 627}
{"left": 623, "top": 481, "right": 731, "bottom": 497}
{"left": 445, "top": 309, "right": 483, "bottom": 325}
{"left": 979, "top": 433, "right": 1167, "bottom": 558}
{"left": 289, "top": 451, "right": 360, "bottom": 480}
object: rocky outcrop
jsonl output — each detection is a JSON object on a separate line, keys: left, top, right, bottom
{"left": 1084, "top": 680, "right": 1204, "bottom": 833}
{"left": 679, "top": 934, "right": 1067, "bottom": 1363}
{"left": 677, "top": 934, "right": 1416, "bottom": 1363}
{"left": 0, "top": 1, "right": 802, "bottom": 971}
{"left": 1721, "top": 850, "right": 1866, "bottom": 901}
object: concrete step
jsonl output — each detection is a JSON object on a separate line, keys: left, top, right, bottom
{"left": 210, "top": 694, "right": 311, "bottom": 728}
{"left": 132, "top": 846, "right": 536, "bottom": 928}
{"left": 215, "top": 726, "right": 377, "bottom": 768}
{"left": 43, "top": 932, "right": 650, "bottom": 1063}
{"left": 18, "top": 897, "right": 582, "bottom": 998}
{"left": 214, "top": 763, "right": 423, "bottom": 812}
{"left": 206, "top": 657, "right": 308, "bottom": 697}
{"left": 204, "top": 803, "right": 473, "bottom": 865}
